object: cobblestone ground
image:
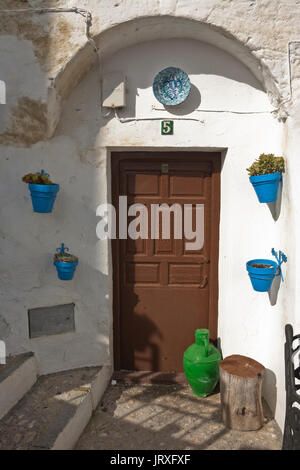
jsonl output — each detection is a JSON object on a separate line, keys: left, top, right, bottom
{"left": 76, "top": 384, "right": 282, "bottom": 450}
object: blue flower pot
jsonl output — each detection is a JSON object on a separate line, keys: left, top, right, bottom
{"left": 246, "top": 259, "right": 278, "bottom": 292}
{"left": 249, "top": 172, "right": 282, "bottom": 203}
{"left": 29, "top": 183, "right": 60, "bottom": 213}
{"left": 54, "top": 260, "right": 78, "bottom": 280}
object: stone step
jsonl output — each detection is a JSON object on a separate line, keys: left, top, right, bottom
{"left": 0, "top": 365, "right": 112, "bottom": 450}
{"left": 0, "top": 352, "right": 38, "bottom": 420}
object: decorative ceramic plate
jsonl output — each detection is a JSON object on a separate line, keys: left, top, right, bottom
{"left": 153, "top": 67, "right": 191, "bottom": 106}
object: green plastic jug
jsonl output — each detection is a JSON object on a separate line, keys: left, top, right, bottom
{"left": 183, "top": 329, "right": 221, "bottom": 397}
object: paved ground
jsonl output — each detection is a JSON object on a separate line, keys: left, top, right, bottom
{"left": 76, "top": 383, "right": 282, "bottom": 450}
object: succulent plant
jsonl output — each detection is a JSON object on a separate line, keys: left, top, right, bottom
{"left": 54, "top": 252, "right": 78, "bottom": 263}
{"left": 247, "top": 153, "right": 285, "bottom": 177}
{"left": 54, "top": 243, "right": 78, "bottom": 263}
{"left": 22, "top": 170, "right": 53, "bottom": 185}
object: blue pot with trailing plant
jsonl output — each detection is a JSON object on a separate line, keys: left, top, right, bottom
{"left": 247, "top": 154, "right": 285, "bottom": 203}
{"left": 246, "top": 249, "right": 287, "bottom": 292}
{"left": 54, "top": 243, "right": 78, "bottom": 281}
{"left": 22, "top": 170, "right": 59, "bottom": 213}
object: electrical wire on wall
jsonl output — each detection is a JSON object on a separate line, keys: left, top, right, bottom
{"left": 113, "top": 108, "right": 205, "bottom": 124}
{"left": 108, "top": 103, "right": 278, "bottom": 125}
{"left": 0, "top": 7, "right": 98, "bottom": 53}
{"left": 151, "top": 105, "right": 278, "bottom": 116}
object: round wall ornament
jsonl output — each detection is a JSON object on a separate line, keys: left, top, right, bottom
{"left": 153, "top": 67, "right": 191, "bottom": 106}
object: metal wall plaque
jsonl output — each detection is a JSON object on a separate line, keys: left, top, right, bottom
{"left": 161, "top": 120, "right": 174, "bottom": 135}
{"left": 28, "top": 303, "right": 75, "bottom": 338}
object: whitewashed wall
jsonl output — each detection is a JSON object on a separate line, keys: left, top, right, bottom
{"left": 1, "top": 0, "right": 300, "bottom": 432}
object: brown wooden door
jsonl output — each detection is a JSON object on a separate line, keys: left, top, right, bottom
{"left": 112, "top": 152, "right": 220, "bottom": 373}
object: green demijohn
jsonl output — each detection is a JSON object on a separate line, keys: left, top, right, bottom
{"left": 183, "top": 329, "right": 221, "bottom": 397}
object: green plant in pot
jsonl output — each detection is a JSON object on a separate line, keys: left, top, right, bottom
{"left": 22, "top": 170, "right": 60, "bottom": 213}
{"left": 247, "top": 153, "right": 285, "bottom": 203}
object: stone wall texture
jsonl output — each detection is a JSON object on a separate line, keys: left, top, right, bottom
{"left": 0, "top": 0, "right": 299, "bottom": 144}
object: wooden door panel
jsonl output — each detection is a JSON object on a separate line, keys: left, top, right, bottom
{"left": 112, "top": 152, "right": 220, "bottom": 373}
{"left": 127, "top": 172, "right": 160, "bottom": 196}
{"left": 125, "top": 262, "right": 160, "bottom": 285}
{"left": 168, "top": 263, "right": 206, "bottom": 286}
{"left": 120, "top": 288, "right": 209, "bottom": 372}
{"left": 169, "top": 174, "right": 206, "bottom": 197}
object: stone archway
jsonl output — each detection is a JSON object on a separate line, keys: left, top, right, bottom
{"left": 52, "top": 15, "right": 282, "bottom": 136}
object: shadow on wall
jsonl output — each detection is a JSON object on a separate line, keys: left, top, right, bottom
{"left": 217, "top": 337, "right": 223, "bottom": 360}
{"left": 262, "top": 368, "right": 277, "bottom": 418}
{"left": 118, "top": 290, "right": 163, "bottom": 372}
{"left": 267, "top": 180, "right": 283, "bottom": 221}
{"left": 268, "top": 273, "right": 281, "bottom": 306}
{"left": 164, "top": 84, "right": 201, "bottom": 116}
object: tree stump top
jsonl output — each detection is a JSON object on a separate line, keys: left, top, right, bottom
{"left": 219, "top": 354, "right": 265, "bottom": 378}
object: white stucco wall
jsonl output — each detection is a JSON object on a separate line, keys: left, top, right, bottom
{"left": 1, "top": 0, "right": 300, "bottom": 432}
{"left": 62, "top": 38, "right": 286, "bottom": 425}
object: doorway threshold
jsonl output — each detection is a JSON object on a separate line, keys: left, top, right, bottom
{"left": 113, "top": 370, "right": 188, "bottom": 385}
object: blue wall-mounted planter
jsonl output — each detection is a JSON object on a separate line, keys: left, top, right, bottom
{"left": 54, "top": 243, "right": 78, "bottom": 280}
{"left": 29, "top": 183, "right": 60, "bottom": 213}
{"left": 54, "top": 260, "right": 78, "bottom": 281}
{"left": 246, "top": 259, "right": 278, "bottom": 292}
{"left": 246, "top": 250, "right": 287, "bottom": 293}
{"left": 249, "top": 172, "right": 282, "bottom": 203}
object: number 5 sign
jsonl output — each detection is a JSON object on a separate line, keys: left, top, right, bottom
{"left": 161, "top": 120, "right": 174, "bottom": 135}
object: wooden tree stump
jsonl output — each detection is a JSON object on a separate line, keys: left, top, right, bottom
{"left": 219, "top": 354, "right": 265, "bottom": 431}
